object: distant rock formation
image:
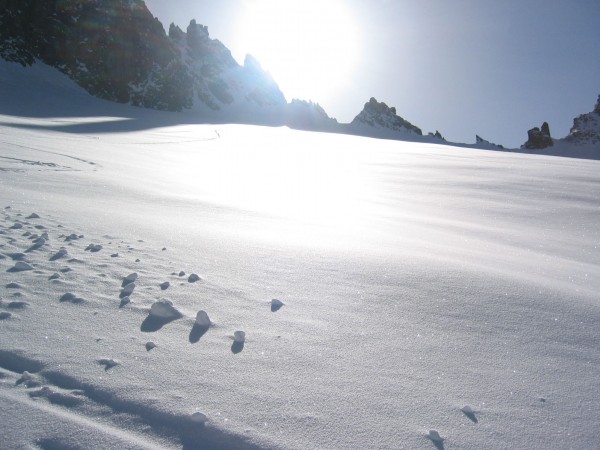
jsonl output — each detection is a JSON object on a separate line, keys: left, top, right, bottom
{"left": 350, "top": 98, "right": 422, "bottom": 136}
{"left": 523, "top": 122, "right": 553, "bottom": 149}
{"left": 475, "top": 135, "right": 504, "bottom": 149}
{"left": 564, "top": 95, "right": 600, "bottom": 146}
{"left": 285, "top": 99, "right": 339, "bottom": 131}
{"left": 428, "top": 130, "right": 446, "bottom": 141}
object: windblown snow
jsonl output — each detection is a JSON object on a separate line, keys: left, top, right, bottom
{"left": 1, "top": 60, "right": 599, "bottom": 449}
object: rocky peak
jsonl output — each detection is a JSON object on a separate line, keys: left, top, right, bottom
{"left": 594, "top": 95, "right": 600, "bottom": 115}
{"left": 523, "top": 122, "right": 553, "bottom": 149}
{"left": 351, "top": 98, "right": 422, "bottom": 135}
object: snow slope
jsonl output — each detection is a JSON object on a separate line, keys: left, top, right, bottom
{"left": 1, "top": 60, "right": 600, "bottom": 450}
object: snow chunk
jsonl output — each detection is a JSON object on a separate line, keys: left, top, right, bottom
{"left": 149, "top": 299, "right": 183, "bottom": 319}
{"left": 8, "top": 262, "right": 33, "bottom": 272}
{"left": 233, "top": 330, "right": 246, "bottom": 343}
{"left": 190, "top": 411, "right": 208, "bottom": 424}
{"left": 122, "top": 272, "right": 138, "bottom": 287}
{"left": 188, "top": 273, "right": 201, "bottom": 283}
{"left": 195, "top": 310, "right": 211, "bottom": 327}
{"left": 120, "top": 282, "right": 135, "bottom": 298}
{"left": 271, "top": 299, "right": 284, "bottom": 312}
{"left": 427, "top": 429, "right": 444, "bottom": 443}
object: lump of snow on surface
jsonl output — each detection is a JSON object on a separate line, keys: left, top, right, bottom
{"left": 122, "top": 272, "right": 138, "bottom": 287}
{"left": 145, "top": 341, "right": 157, "bottom": 351}
{"left": 85, "top": 243, "right": 103, "bottom": 252}
{"left": 59, "top": 292, "right": 84, "bottom": 303}
{"left": 120, "top": 282, "right": 135, "bottom": 298}
{"left": 49, "top": 248, "right": 68, "bottom": 261}
{"left": 428, "top": 429, "right": 444, "bottom": 443}
{"left": 159, "top": 281, "right": 170, "bottom": 290}
{"left": 271, "top": 299, "right": 284, "bottom": 312}
{"left": 461, "top": 405, "right": 474, "bottom": 415}
{"left": 233, "top": 330, "right": 246, "bottom": 343}
{"left": 195, "top": 310, "right": 211, "bottom": 327}
{"left": 188, "top": 273, "right": 201, "bottom": 283}
{"left": 16, "top": 371, "right": 42, "bottom": 388}
{"left": 190, "top": 411, "right": 208, "bottom": 424}
{"left": 149, "top": 299, "right": 183, "bottom": 319}
{"left": 8, "top": 261, "right": 33, "bottom": 272}
{"left": 97, "top": 358, "right": 119, "bottom": 370}
{"left": 0, "top": 311, "right": 12, "bottom": 320}
{"left": 26, "top": 213, "right": 40, "bottom": 219}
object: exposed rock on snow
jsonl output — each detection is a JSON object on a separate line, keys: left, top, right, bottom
{"left": 159, "top": 281, "right": 170, "bottom": 290}
{"left": 85, "top": 243, "right": 103, "bottom": 252}
{"left": 145, "top": 341, "right": 157, "bottom": 351}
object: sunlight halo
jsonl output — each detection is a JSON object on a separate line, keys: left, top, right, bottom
{"left": 234, "top": 0, "right": 360, "bottom": 104}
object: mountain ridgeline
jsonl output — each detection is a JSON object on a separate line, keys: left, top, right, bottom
{"left": 0, "top": 0, "right": 598, "bottom": 157}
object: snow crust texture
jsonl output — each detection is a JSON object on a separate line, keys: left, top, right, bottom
{"left": 1, "top": 59, "right": 600, "bottom": 450}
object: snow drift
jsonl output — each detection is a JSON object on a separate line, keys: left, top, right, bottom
{"left": 1, "top": 60, "right": 599, "bottom": 449}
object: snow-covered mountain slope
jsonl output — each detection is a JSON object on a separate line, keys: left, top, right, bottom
{"left": 1, "top": 59, "right": 600, "bottom": 450}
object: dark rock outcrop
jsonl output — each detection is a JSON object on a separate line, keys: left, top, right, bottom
{"left": 523, "top": 122, "right": 553, "bottom": 149}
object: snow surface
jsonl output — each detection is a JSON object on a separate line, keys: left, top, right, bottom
{"left": 1, "top": 60, "right": 600, "bottom": 449}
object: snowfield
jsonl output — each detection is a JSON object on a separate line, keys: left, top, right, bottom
{"left": 1, "top": 61, "right": 599, "bottom": 450}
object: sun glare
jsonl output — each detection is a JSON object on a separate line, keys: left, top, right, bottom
{"left": 234, "top": 0, "right": 359, "bottom": 104}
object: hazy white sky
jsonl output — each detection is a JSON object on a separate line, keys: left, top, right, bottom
{"left": 145, "top": 0, "right": 600, "bottom": 147}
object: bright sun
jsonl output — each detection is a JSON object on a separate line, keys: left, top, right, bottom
{"left": 234, "top": 0, "right": 359, "bottom": 104}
